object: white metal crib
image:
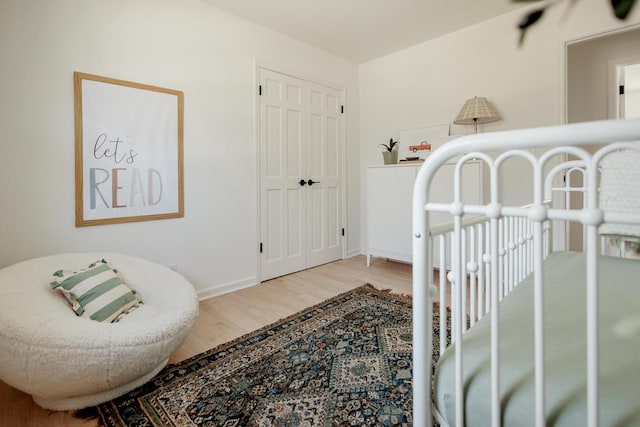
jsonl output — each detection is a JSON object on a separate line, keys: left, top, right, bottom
{"left": 411, "top": 119, "right": 640, "bottom": 427}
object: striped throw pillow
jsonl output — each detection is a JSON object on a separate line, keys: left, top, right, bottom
{"left": 50, "top": 259, "right": 143, "bottom": 322}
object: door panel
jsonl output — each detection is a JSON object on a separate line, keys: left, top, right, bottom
{"left": 310, "top": 187, "right": 324, "bottom": 252}
{"left": 306, "top": 82, "right": 343, "bottom": 267}
{"left": 265, "top": 189, "right": 282, "bottom": 262}
{"left": 265, "top": 106, "right": 281, "bottom": 177}
{"left": 287, "top": 110, "right": 302, "bottom": 177}
{"left": 327, "top": 186, "right": 340, "bottom": 249}
{"left": 310, "top": 113, "right": 323, "bottom": 177}
{"left": 260, "top": 69, "right": 343, "bottom": 280}
{"left": 260, "top": 69, "right": 307, "bottom": 280}
{"left": 327, "top": 116, "right": 339, "bottom": 177}
{"left": 287, "top": 188, "right": 303, "bottom": 257}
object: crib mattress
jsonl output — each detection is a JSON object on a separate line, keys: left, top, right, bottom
{"left": 433, "top": 251, "right": 640, "bottom": 427}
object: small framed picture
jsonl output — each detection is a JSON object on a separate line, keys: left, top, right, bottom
{"left": 399, "top": 123, "right": 449, "bottom": 161}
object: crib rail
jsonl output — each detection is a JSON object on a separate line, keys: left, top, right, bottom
{"left": 412, "top": 119, "right": 640, "bottom": 427}
{"left": 429, "top": 203, "right": 550, "bottom": 356}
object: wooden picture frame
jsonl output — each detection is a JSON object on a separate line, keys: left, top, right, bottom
{"left": 74, "top": 72, "right": 184, "bottom": 227}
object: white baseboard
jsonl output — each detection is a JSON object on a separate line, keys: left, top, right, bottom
{"left": 196, "top": 276, "right": 257, "bottom": 301}
{"left": 346, "top": 248, "right": 361, "bottom": 258}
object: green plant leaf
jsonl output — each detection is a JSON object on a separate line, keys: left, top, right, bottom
{"left": 379, "top": 138, "right": 399, "bottom": 152}
{"left": 517, "top": 0, "right": 636, "bottom": 46}
{"left": 611, "top": 0, "right": 636, "bottom": 19}
{"left": 519, "top": 8, "right": 545, "bottom": 29}
{"left": 518, "top": 7, "right": 546, "bottom": 47}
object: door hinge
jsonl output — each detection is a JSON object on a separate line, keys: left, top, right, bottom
{"left": 260, "top": 242, "right": 263, "bottom": 253}
{"left": 259, "top": 85, "right": 262, "bottom": 96}
{"left": 620, "top": 85, "right": 625, "bottom": 95}
{"left": 342, "top": 228, "right": 345, "bottom": 236}
{"left": 341, "top": 105, "right": 344, "bottom": 114}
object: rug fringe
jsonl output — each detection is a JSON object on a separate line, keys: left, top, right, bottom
{"left": 365, "top": 284, "right": 453, "bottom": 315}
{"left": 364, "top": 283, "right": 413, "bottom": 302}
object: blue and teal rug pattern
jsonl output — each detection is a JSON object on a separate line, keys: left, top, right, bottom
{"left": 86, "top": 284, "right": 448, "bottom": 426}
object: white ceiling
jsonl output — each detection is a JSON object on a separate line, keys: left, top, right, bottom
{"left": 199, "top": 0, "right": 529, "bottom": 63}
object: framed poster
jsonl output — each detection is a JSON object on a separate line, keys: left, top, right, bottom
{"left": 74, "top": 72, "right": 184, "bottom": 227}
{"left": 398, "top": 123, "right": 449, "bottom": 161}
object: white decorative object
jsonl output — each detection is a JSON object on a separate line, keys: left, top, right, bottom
{"left": 0, "top": 252, "right": 199, "bottom": 410}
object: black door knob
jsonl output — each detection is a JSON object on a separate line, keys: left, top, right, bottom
{"left": 307, "top": 179, "right": 320, "bottom": 186}
{"left": 299, "top": 179, "right": 307, "bottom": 186}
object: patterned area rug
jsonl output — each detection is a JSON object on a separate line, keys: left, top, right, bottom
{"left": 85, "top": 284, "right": 450, "bottom": 426}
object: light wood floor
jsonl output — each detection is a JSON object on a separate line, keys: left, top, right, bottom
{"left": 0, "top": 255, "right": 414, "bottom": 427}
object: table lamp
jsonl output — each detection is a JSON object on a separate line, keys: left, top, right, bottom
{"left": 453, "top": 96, "right": 500, "bottom": 133}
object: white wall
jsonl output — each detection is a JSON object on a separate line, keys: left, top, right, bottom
{"left": 359, "top": 0, "right": 640, "bottom": 252}
{"left": 0, "top": 0, "right": 360, "bottom": 295}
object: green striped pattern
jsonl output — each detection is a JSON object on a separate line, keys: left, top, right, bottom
{"left": 50, "top": 260, "right": 143, "bottom": 322}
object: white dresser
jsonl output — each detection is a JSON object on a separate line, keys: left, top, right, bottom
{"left": 366, "top": 160, "right": 483, "bottom": 265}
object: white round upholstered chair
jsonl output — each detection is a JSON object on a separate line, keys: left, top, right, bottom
{"left": 0, "top": 252, "right": 199, "bottom": 410}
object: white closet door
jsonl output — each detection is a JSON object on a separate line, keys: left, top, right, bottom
{"left": 306, "top": 82, "right": 343, "bottom": 268}
{"left": 259, "top": 69, "right": 344, "bottom": 281}
{"left": 260, "top": 69, "right": 307, "bottom": 280}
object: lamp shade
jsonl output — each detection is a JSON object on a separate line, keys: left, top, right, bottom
{"left": 453, "top": 96, "right": 500, "bottom": 125}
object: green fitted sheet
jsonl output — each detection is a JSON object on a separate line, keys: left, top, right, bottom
{"left": 434, "top": 251, "right": 640, "bottom": 427}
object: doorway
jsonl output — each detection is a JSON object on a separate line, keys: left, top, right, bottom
{"left": 258, "top": 67, "right": 345, "bottom": 281}
{"left": 565, "top": 26, "right": 640, "bottom": 252}
{"left": 567, "top": 27, "right": 640, "bottom": 125}
{"left": 616, "top": 61, "right": 640, "bottom": 119}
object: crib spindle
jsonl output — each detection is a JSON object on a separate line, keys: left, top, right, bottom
{"left": 461, "top": 228, "right": 468, "bottom": 332}
{"left": 439, "top": 234, "right": 447, "bottom": 356}
{"left": 477, "top": 223, "right": 485, "bottom": 320}
{"left": 454, "top": 214, "right": 465, "bottom": 427}
{"left": 469, "top": 226, "right": 477, "bottom": 327}
{"left": 485, "top": 222, "right": 491, "bottom": 315}
{"left": 586, "top": 225, "right": 600, "bottom": 427}
{"left": 507, "top": 217, "right": 515, "bottom": 293}
{"left": 533, "top": 217, "right": 546, "bottom": 427}
{"left": 498, "top": 218, "right": 505, "bottom": 301}
{"left": 490, "top": 215, "right": 501, "bottom": 427}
